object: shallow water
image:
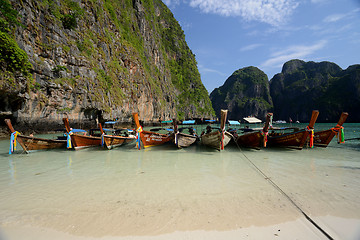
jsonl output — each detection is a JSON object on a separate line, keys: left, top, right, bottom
{"left": 0, "top": 123, "right": 359, "bottom": 239}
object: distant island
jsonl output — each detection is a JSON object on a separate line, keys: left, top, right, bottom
{"left": 210, "top": 60, "right": 360, "bottom": 123}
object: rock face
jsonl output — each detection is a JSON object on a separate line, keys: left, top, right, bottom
{"left": 210, "top": 66, "right": 273, "bottom": 121}
{"left": 210, "top": 60, "right": 360, "bottom": 123}
{"left": 0, "top": 0, "right": 214, "bottom": 133}
{"left": 270, "top": 59, "right": 360, "bottom": 122}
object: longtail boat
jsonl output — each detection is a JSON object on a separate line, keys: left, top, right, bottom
{"left": 132, "top": 113, "right": 173, "bottom": 149}
{"left": 236, "top": 113, "right": 273, "bottom": 149}
{"left": 98, "top": 123, "right": 135, "bottom": 149}
{"left": 314, "top": 112, "right": 348, "bottom": 147}
{"left": 200, "top": 109, "right": 233, "bottom": 151}
{"left": 4, "top": 119, "right": 66, "bottom": 154}
{"left": 63, "top": 118, "right": 101, "bottom": 150}
{"left": 267, "top": 110, "right": 319, "bottom": 149}
{"left": 173, "top": 119, "right": 197, "bottom": 148}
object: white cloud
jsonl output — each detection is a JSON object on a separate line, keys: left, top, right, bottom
{"left": 240, "top": 43, "right": 263, "bottom": 52}
{"left": 163, "top": 0, "right": 180, "bottom": 8}
{"left": 187, "top": 0, "right": 299, "bottom": 26}
{"left": 323, "top": 13, "right": 347, "bottom": 23}
{"left": 261, "top": 40, "right": 328, "bottom": 68}
{"left": 310, "top": 0, "right": 327, "bottom": 3}
{"left": 323, "top": 8, "right": 360, "bottom": 23}
{"left": 198, "top": 64, "right": 227, "bottom": 76}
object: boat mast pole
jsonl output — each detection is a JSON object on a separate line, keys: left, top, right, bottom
{"left": 307, "top": 110, "right": 319, "bottom": 129}
{"left": 62, "top": 118, "right": 71, "bottom": 133}
{"left": 263, "top": 113, "right": 273, "bottom": 132}
{"left": 4, "top": 119, "right": 16, "bottom": 133}
{"left": 132, "top": 113, "right": 141, "bottom": 129}
{"left": 336, "top": 112, "right": 348, "bottom": 127}
{"left": 99, "top": 123, "right": 104, "bottom": 135}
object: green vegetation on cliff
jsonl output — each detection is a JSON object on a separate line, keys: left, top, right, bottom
{"left": 0, "top": 0, "right": 32, "bottom": 90}
{"left": 210, "top": 60, "right": 360, "bottom": 123}
{"left": 270, "top": 60, "right": 360, "bottom": 122}
{"left": 159, "top": 4, "right": 214, "bottom": 118}
{"left": 210, "top": 66, "right": 273, "bottom": 121}
{"left": 1, "top": 0, "right": 214, "bottom": 123}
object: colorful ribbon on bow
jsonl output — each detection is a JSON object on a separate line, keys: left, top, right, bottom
{"left": 101, "top": 133, "right": 105, "bottom": 147}
{"left": 331, "top": 126, "right": 345, "bottom": 144}
{"left": 220, "top": 126, "right": 225, "bottom": 150}
{"left": 307, "top": 126, "right": 314, "bottom": 148}
{"left": 136, "top": 126, "right": 143, "bottom": 150}
{"left": 175, "top": 132, "right": 178, "bottom": 146}
{"left": 261, "top": 130, "right": 268, "bottom": 147}
{"left": 338, "top": 126, "right": 345, "bottom": 144}
{"left": 9, "top": 131, "right": 20, "bottom": 154}
{"left": 66, "top": 131, "right": 73, "bottom": 149}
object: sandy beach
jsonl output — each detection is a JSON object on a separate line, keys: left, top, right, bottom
{"left": 1, "top": 129, "right": 360, "bottom": 240}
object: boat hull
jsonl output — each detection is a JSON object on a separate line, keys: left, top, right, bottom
{"left": 235, "top": 113, "right": 273, "bottom": 149}
{"left": 267, "top": 130, "right": 309, "bottom": 149}
{"left": 236, "top": 132, "right": 263, "bottom": 149}
{"left": 314, "top": 129, "right": 337, "bottom": 147}
{"left": 140, "top": 131, "right": 173, "bottom": 148}
{"left": 313, "top": 112, "right": 348, "bottom": 147}
{"left": 201, "top": 131, "right": 232, "bottom": 150}
{"left": 103, "top": 135, "right": 135, "bottom": 149}
{"left": 16, "top": 135, "right": 67, "bottom": 153}
{"left": 174, "top": 132, "right": 197, "bottom": 148}
{"left": 70, "top": 134, "right": 102, "bottom": 150}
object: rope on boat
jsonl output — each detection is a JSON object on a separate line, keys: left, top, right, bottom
{"left": 233, "top": 142, "right": 334, "bottom": 240}
{"left": 344, "top": 137, "right": 360, "bottom": 141}
{"left": 331, "top": 126, "right": 345, "bottom": 144}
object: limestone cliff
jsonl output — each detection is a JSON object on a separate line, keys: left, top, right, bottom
{"left": 209, "top": 60, "right": 360, "bottom": 123}
{"left": 0, "top": 0, "right": 214, "bottom": 133}
{"left": 270, "top": 59, "right": 360, "bottom": 122}
{"left": 210, "top": 66, "right": 273, "bottom": 121}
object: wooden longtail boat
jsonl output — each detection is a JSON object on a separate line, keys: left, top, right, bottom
{"left": 132, "top": 113, "right": 173, "bottom": 149}
{"left": 200, "top": 109, "right": 233, "bottom": 151}
{"left": 98, "top": 123, "right": 135, "bottom": 150}
{"left": 63, "top": 118, "right": 101, "bottom": 150}
{"left": 236, "top": 113, "right": 273, "bottom": 149}
{"left": 173, "top": 120, "right": 197, "bottom": 148}
{"left": 4, "top": 119, "right": 66, "bottom": 154}
{"left": 313, "top": 112, "right": 348, "bottom": 147}
{"left": 267, "top": 110, "right": 319, "bottom": 149}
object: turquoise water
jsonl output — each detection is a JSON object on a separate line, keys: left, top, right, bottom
{"left": 0, "top": 123, "right": 359, "bottom": 239}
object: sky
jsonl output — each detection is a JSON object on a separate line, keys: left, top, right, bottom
{"left": 162, "top": 0, "right": 360, "bottom": 93}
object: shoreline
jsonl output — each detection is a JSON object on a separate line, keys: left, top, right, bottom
{"left": 0, "top": 217, "right": 331, "bottom": 240}
{"left": 1, "top": 216, "right": 360, "bottom": 240}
